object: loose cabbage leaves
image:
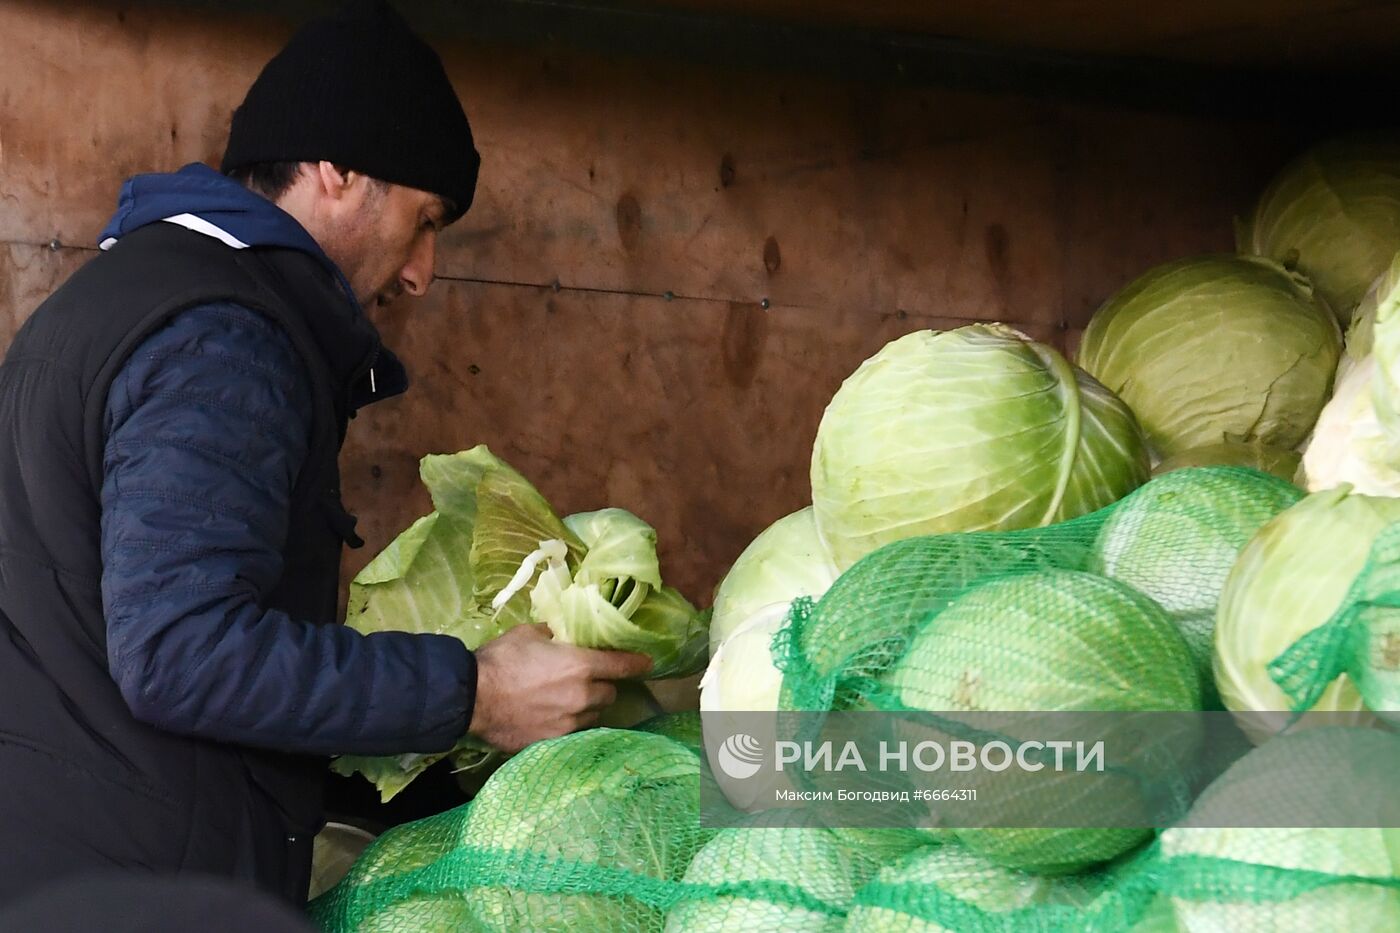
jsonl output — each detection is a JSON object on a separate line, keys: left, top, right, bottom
{"left": 333, "top": 446, "right": 706, "bottom": 800}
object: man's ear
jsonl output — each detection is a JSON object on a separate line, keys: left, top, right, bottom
{"left": 314, "top": 161, "right": 353, "bottom": 202}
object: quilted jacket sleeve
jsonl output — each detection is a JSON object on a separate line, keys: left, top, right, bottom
{"left": 100, "top": 301, "right": 476, "bottom": 757}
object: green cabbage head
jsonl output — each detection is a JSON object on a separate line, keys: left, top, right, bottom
{"left": 709, "top": 506, "right": 839, "bottom": 654}
{"left": 880, "top": 570, "right": 1200, "bottom": 875}
{"left": 1214, "top": 486, "right": 1400, "bottom": 741}
{"left": 1300, "top": 252, "right": 1400, "bottom": 495}
{"left": 1161, "top": 727, "right": 1400, "bottom": 932}
{"left": 703, "top": 507, "right": 841, "bottom": 715}
{"left": 1240, "top": 136, "right": 1400, "bottom": 324}
{"left": 842, "top": 844, "right": 1059, "bottom": 931}
{"left": 1075, "top": 256, "right": 1340, "bottom": 460}
{"left": 1090, "top": 467, "right": 1303, "bottom": 696}
{"left": 841, "top": 843, "right": 1171, "bottom": 931}
{"left": 666, "top": 821, "right": 880, "bottom": 932}
{"left": 812, "top": 325, "right": 1149, "bottom": 571}
{"left": 700, "top": 602, "right": 789, "bottom": 713}
{"left": 463, "top": 729, "right": 710, "bottom": 932}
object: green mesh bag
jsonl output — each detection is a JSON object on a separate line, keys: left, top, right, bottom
{"left": 777, "top": 466, "right": 1299, "bottom": 716}
{"left": 310, "top": 732, "right": 919, "bottom": 932}
{"left": 311, "top": 729, "right": 713, "bottom": 932}
{"left": 837, "top": 727, "right": 1400, "bottom": 930}
{"left": 872, "top": 569, "right": 1200, "bottom": 875}
{"left": 308, "top": 806, "right": 477, "bottom": 931}
{"left": 663, "top": 812, "right": 889, "bottom": 931}
{"left": 778, "top": 520, "right": 1106, "bottom": 715}
{"left": 842, "top": 840, "right": 1169, "bottom": 932}
{"left": 769, "top": 467, "right": 1308, "bottom": 881}
{"left": 1268, "top": 519, "right": 1400, "bottom": 724}
{"left": 634, "top": 710, "right": 704, "bottom": 752}
{"left": 1156, "top": 726, "right": 1400, "bottom": 931}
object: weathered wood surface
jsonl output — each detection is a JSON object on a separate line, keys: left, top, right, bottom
{"left": 2, "top": 3, "right": 1298, "bottom": 321}
{"left": 0, "top": 1, "right": 1304, "bottom": 708}
{"left": 628, "top": 0, "right": 1400, "bottom": 68}
{"left": 0, "top": 243, "right": 91, "bottom": 337}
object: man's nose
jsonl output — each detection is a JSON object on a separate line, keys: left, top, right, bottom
{"left": 400, "top": 235, "right": 437, "bottom": 298}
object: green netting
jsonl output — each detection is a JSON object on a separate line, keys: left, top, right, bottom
{"left": 775, "top": 466, "right": 1300, "bottom": 717}
{"left": 309, "top": 731, "right": 904, "bottom": 932}
{"left": 663, "top": 811, "right": 889, "bottom": 930}
{"left": 310, "top": 805, "right": 474, "bottom": 931}
{"left": 843, "top": 840, "right": 1167, "bottom": 932}
{"left": 1270, "top": 520, "right": 1400, "bottom": 722}
{"left": 310, "top": 467, "right": 1400, "bottom": 932}
{"left": 1152, "top": 726, "right": 1400, "bottom": 932}
{"left": 832, "top": 728, "right": 1400, "bottom": 932}
{"left": 633, "top": 710, "right": 704, "bottom": 752}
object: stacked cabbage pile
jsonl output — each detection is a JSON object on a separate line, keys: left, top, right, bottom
{"left": 690, "top": 135, "right": 1400, "bottom": 931}
{"left": 703, "top": 323, "right": 1153, "bottom": 715}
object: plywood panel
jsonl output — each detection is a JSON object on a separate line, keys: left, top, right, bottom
{"left": 0, "top": 4, "right": 275, "bottom": 248}
{"left": 630, "top": 0, "right": 1400, "bottom": 68}
{"left": 0, "top": 243, "right": 93, "bottom": 338}
{"left": 0, "top": 2, "right": 1298, "bottom": 323}
{"left": 446, "top": 66, "right": 1290, "bottom": 322}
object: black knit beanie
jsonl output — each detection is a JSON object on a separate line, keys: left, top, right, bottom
{"left": 221, "top": 0, "right": 480, "bottom": 223}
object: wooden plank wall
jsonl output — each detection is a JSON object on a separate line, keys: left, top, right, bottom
{"left": 0, "top": 1, "right": 1305, "bottom": 705}
{"left": 636, "top": 0, "right": 1400, "bottom": 68}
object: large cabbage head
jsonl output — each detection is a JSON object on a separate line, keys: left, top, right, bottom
{"left": 1161, "top": 727, "right": 1400, "bottom": 931}
{"left": 1214, "top": 485, "right": 1400, "bottom": 741}
{"left": 1075, "top": 256, "right": 1340, "bottom": 460}
{"left": 1299, "top": 252, "right": 1400, "bottom": 495}
{"left": 664, "top": 820, "right": 881, "bottom": 932}
{"left": 461, "top": 729, "right": 711, "bottom": 931}
{"left": 1090, "top": 467, "right": 1303, "bottom": 696}
{"left": 709, "top": 506, "right": 840, "bottom": 654}
{"left": 700, "top": 602, "right": 789, "bottom": 713}
{"left": 811, "top": 325, "right": 1149, "bottom": 571}
{"left": 1241, "top": 136, "right": 1400, "bottom": 324}
{"left": 842, "top": 843, "right": 1170, "bottom": 931}
{"left": 880, "top": 570, "right": 1200, "bottom": 875}
{"left": 843, "top": 844, "right": 1060, "bottom": 931}
{"left": 1297, "top": 357, "right": 1400, "bottom": 495}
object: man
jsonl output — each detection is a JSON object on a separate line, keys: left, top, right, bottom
{"left": 0, "top": 0, "right": 651, "bottom": 905}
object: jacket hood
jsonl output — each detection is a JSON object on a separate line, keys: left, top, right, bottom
{"left": 99, "top": 162, "right": 407, "bottom": 410}
{"left": 99, "top": 163, "right": 351, "bottom": 291}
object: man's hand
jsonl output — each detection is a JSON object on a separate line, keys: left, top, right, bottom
{"left": 467, "top": 624, "right": 654, "bottom": 754}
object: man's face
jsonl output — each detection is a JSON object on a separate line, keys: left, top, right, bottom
{"left": 318, "top": 177, "right": 448, "bottom": 308}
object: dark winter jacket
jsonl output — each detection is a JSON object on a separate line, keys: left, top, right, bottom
{"left": 0, "top": 164, "right": 475, "bottom": 904}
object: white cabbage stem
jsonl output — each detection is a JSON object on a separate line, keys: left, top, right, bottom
{"left": 492, "top": 539, "right": 568, "bottom": 611}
